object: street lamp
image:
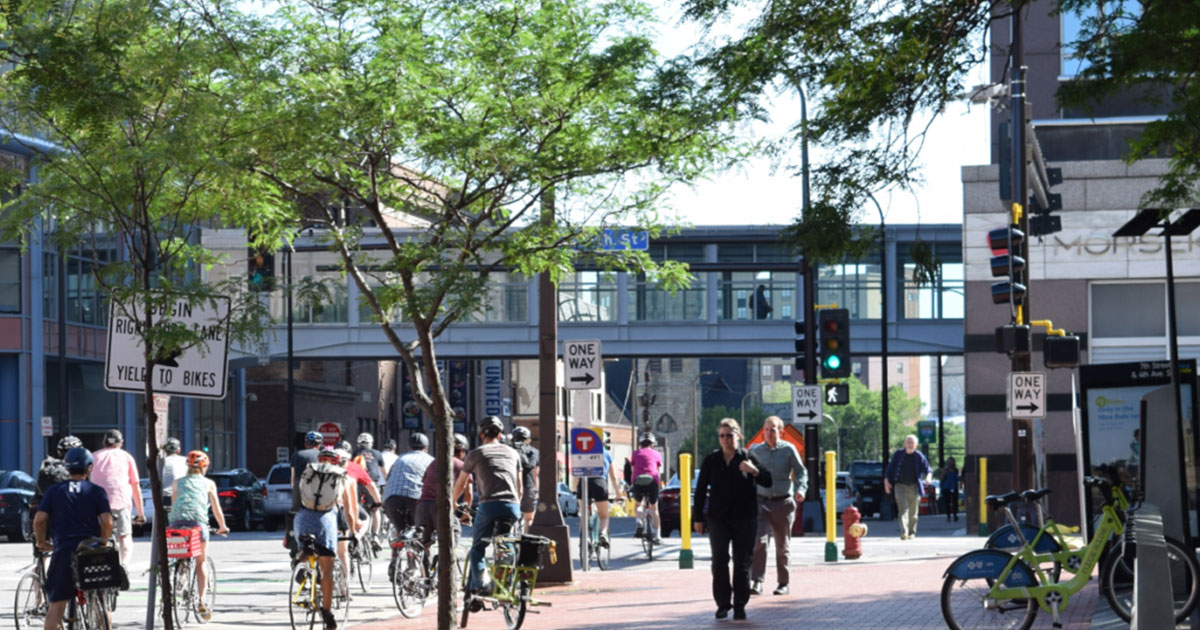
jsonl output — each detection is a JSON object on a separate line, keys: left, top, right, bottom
{"left": 693, "top": 370, "right": 717, "bottom": 461}
{"left": 865, "top": 193, "right": 890, "bottom": 473}
{"left": 739, "top": 390, "right": 761, "bottom": 427}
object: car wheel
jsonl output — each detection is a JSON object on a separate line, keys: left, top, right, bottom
{"left": 12, "top": 508, "right": 32, "bottom": 542}
{"left": 238, "top": 506, "right": 252, "bottom": 532}
{"left": 264, "top": 515, "right": 280, "bottom": 532}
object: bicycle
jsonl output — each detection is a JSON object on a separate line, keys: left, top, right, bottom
{"left": 14, "top": 548, "right": 50, "bottom": 630}
{"left": 288, "top": 534, "right": 350, "bottom": 630}
{"left": 19, "top": 540, "right": 121, "bottom": 630}
{"left": 347, "top": 532, "right": 373, "bottom": 594}
{"left": 461, "top": 517, "right": 555, "bottom": 630}
{"left": 391, "top": 521, "right": 468, "bottom": 619}
{"left": 941, "top": 475, "right": 1200, "bottom": 629}
{"left": 582, "top": 502, "right": 610, "bottom": 570}
{"left": 165, "top": 525, "right": 220, "bottom": 627}
{"left": 633, "top": 497, "right": 657, "bottom": 560}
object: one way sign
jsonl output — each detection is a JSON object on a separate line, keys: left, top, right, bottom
{"left": 563, "top": 339, "right": 602, "bottom": 390}
{"left": 1008, "top": 372, "right": 1046, "bottom": 419}
{"left": 792, "top": 384, "right": 823, "bottom": 424}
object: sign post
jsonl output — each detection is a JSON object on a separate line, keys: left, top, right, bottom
{"left": 1008, "top": 372, "right": 1046, "bottom": 419}
{"left": 791, "top": 384, "right": 824, "bottom": 424}
{"left": 563, "top": 340, "right": 602, "bottom": 390}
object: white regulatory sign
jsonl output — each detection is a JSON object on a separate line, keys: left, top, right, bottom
{"left": 1009, "top": 372, "right": 1046, "bottom": 419}
{"left": 792, "top": 384, "right": 824, "bottom": 424}
{"left": 40, "top": 416, "right": 53, "bottom": 437}
{"left": 105, "top": 293, "right": 231, "bottom": 399}
{"left": 563, "top": 339, "right": 602, "bottom": 390}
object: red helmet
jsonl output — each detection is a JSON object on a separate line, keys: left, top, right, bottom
{"left": 317, "top": 447, "right": 340, "bottom": 463}
{"left": 186, "top": 450, "right": 210, "bottom": 469}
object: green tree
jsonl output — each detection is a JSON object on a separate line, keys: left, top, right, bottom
{"left": 679, "top": 404, "right": 770, "bottom": 462}
{"left": 238, "top": 0, "right": 741, "bottom": 623}
{"left": 0, "top": 1, "right": 286, "bottom": 627}
{"left": 820, "top": 377, "right": 923, "bottom": 468}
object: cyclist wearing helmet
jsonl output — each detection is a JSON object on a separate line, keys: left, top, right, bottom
{"left": 380, "top": 439, "right": 399, "bottom": 479}
{"left": 34, "top": 447, "right": 114, "bottom": 630}
{"left": 453, "top": 416, "right": 521, "bottom": 596}
{"left": 334, "top": 448, "right": 374, "bottom": 580}
{"left": 295, "top": 447, "right": 356, "bottom": 630}
{"left": 90, "top": 428, "right": 144, "bottom": 564}
{"left": 168, "top": 451, "right": 229, "bottom": 620}
{"left": 630, "top": 433, "right": 664, "bottom": 543}
{"left": 382, "top": 432, "right": 432, "bottom": 531}
{"left": 414, "top": 433, "right": 472, "bottom": 546}
{"left": 159, "top": 437, "right": 187, "bottom": 508}
{"left": 510, "top": 426, "right": 540, "bottom": 530}
{"left": 29, "top": 435, "right": 83, "bottom": 544}
{"left": 575, "top": 430, "right": 621, "bottom": 547}
{"left": 353, "top": 433, "right": 386, "bottom": 485}
{"left": 291, "top": 430, "right": 325, "bottom": 509}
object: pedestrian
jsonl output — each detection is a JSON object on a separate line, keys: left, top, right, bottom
{"left": 90, "top": 428, "right": 145, "bottom": 564}
{"left": 943, "top": 456, "right": 960, "bottom": 522}
{"left": 884, "top": 434, "right": 932, "bottom": 540}
{"left": 749, "top": 415, "right": 807, "bottom": 596}
{"left": 382, "top": 433, "right": 433, "bottom": 531}
{"left": 159, "top": 437, "right": 187, "bottom": 509}
{"left": 693, "top": 418, "right": 773, "bottom": 621}
{"left": 510, "top": 426, "right": 540, "bottom": 531}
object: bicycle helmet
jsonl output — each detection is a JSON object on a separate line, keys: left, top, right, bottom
{"left": 57, "top": 435, "right": 83, "bottom": 456}
{"left": 104, "top": 428, "right": 124, "bottom": 446}
{"left": 333, "top": 449, "right": 352, "bottom": 466}
{"left": 453, "top": 433, "right": 469, "bottom": 453}
{"left": 639, "top": 433, "right": 656, "bottom": 447}
{"left": 338, "top": 440, "right": 352, "bottom": 452}
{"left": 479, "top": 416, "right": 504, "bottom": 439}
{"left": 409, "top": 432, "right": 429, "bottom": 450}
{"left": 357, "top": 432, "right": 374, "bottom": 448}
{"left": 304, "top": 430, "right": 323, "bottom": 447}
{"left": 186, "top": 450, "right": 210, "bottom": 470}
{"left": 511, "top": 426, "right": 531, "bottom": 443}
{"left": 163, "top": 437, "right": 182, "bottom": 454}
{"left": 64, "top": 447, "right": 93, "bottom": 473}
{"left": 317, "top": 447, "right": 340, "bottom": 463}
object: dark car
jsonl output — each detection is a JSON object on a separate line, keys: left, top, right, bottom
{"left": 848, "top": 460, "right": 885, "bottom": 518}
{"left": 0, "top": 470, "right": 37, "bottom": 542}
{"left": 658, "top": 471, "right": 699, "bottom": 537}
{"left": 207, "top": 468, "right": 266, "bottom": 531}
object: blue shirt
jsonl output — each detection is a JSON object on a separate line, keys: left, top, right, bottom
{"left": 38, "top": 479, "right": 112, "bottom": 551}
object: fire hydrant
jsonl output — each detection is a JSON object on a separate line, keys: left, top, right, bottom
{"left": 843, "top": 506, "right": 867, "bottom": 559}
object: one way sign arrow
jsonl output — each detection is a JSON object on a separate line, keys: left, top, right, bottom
{"left": 1014, "top": 402, "right": 1039, "bottom": 414}
{"left": 569, "top": 373, "right": 596, "bottom": 386}
{"left": 795, "top": 410, "right": 818, "bottom": 421}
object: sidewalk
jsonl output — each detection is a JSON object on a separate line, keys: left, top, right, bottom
{"left": 351, "top": 514, "right": 1103, "bottom": 629}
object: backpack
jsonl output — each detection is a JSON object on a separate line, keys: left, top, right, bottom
{"left": 37, "top": 457, "right": 71, "bottom": 495}
{"left": 298, "top": 462, "right": 345, "bottom": 512}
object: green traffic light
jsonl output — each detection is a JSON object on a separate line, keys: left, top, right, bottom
{"left": 824, "top": 355, "right": 841, "bottom": 370}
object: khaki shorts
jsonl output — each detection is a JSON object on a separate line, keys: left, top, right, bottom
{"left": 112, "top": 508, "right": 133, "bottom": 537}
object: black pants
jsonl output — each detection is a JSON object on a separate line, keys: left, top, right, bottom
{"left": 708, "top": 515, "right": 757, "bottom": 610}
{"left": 384, "top": 495, "right": 418, "bottom": 531}
{"left": 944, "top": 489, "right": 959, "bottom": 519}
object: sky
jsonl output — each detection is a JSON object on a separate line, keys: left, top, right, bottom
{"left": 652, "top": 3, "right": 993, "bottom": 228}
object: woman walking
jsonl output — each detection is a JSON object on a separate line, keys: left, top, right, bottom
{"left": 942, "top": 457, "right": 960, "bottom": 522}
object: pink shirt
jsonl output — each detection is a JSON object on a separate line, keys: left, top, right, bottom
{"left": 630, "top": 447, "right": 662, "bottom": 481}
{"left": 91, "top": 447, "right": 140, "bottom": 512}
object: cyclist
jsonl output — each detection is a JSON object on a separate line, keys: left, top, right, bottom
{"left": 90, "top": 428, "right": 145, "bottom": 564}
{"left": 295, "top": 447, "right": 357, "bottom": 630}
{"left": 288, "top": 431, "right": 325, "bottom": 553}
{"left": 630, "top": 433, "right": 664, "bottom": 544}
{"left": 382, "top": 433, "right": 432, "bottom": 532}
{"left": 34, "top": 447, "right": 114, "bottom": 630}
{"left": 452, "top": 416, "right": 521, "bottom": 598}
{"left": 415, "top": 433, "right": 471, "bottom": 547}
{"left": 353, "top": 433, "right": 386, "bottom": 486}
{"left": 159, "top": 437, "right": 187, "bottom": 509}
{"left": 30, "top": 435, "right": 82, "bottom": 546}
{"left": 167, "top": 450, "right": 230, "bottom": 620}
{"left": 510, "top": 427, "right": 539, "bottom": 531}
{"left": 380, "top": 439, "right": 399, "bottom": 479}
{"left": 334, "top": 447, "right": 375, "bottom": 578}
{"left": 575, "top": 431, "right": 621, "bottom": 547}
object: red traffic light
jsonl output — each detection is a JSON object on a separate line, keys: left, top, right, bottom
{"left": 987, "top": 226, "right": 1024, "bottom": 254}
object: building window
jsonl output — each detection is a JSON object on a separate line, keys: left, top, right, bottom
{"left": 558, "top": 271, "right": 617, "bottom": 322}
{"left": 193, "top": 385, "right": 237, "bottom": 471}
{"left": 647, "top": 359, "right": 662, "bottom": 374}
{"left": 43, "top": 252, "right": 56, "bottom": 318}
{"left": 470, "top": 272, "right": 528, "bottom": 323}
{"left": 900, "top": 242, "right": 963, "bottom": 320}
{"left": 0, "top": 249, "right": 20, "bottom": 313}
{"left": 817, "top": 251, "right": 882, "bottom": 320}
{"left": 1091, "top": 283, "right": 1165, "bottom": 338}
{"left": 669, "top": 358, "right": 683, "bottom": 373}
{"left": 719, "top": 271, "right": 795, "bottom": 321}
{"left": 761, "top": 364, "right": 772, "bottom": 378}
{"left": 782, "top": 364, "right": 792, "bottom": 377}
{"left": 630, "top": 272, "right": 706, "bottom": 322}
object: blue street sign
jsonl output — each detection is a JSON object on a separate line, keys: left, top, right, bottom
{"left": 569, "top": 427, "right": 605, "bottom": 477}
{"left": 600, "top": 228, "right": 649, "bottom": 251}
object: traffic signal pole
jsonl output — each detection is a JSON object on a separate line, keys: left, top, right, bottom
{"left": 798, "top": 79, "right": 823, "bottom": 511}
{"left": 1010, "top": 4, "right": 1035, "bottom": 494}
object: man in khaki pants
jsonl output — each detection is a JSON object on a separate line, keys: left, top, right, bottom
{"left": 884, "top": 435, "right": 932, "bottom": 539}
{"left": 749, "top": 416, "right": 808, "bottom": 596}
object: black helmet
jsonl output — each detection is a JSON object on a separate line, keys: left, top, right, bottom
{"left": 453, "top": 433, "right": 469, "bottom": 452}
{"left": 163, "top": 437, "right": 182, "bottom": 454}
{"left": 64, "top": 447, "right": 93, "bottom": 473}
{"left": 57, "top": 435, "right": 83, "bottom": 455}
{"left": 479, "top": 416, "right": 504, "bottom": 438}
{"left": 305, "top": 430, "right": 324, "bottom": 447}
{"left": 511, "top": 426, "right": 531, "bottom": 443}
{"left": 409, "top": 433, "right": 429, "bottom": 450}
{"left": 103, "top": 428, "right": 123, "bottom": 446}
{"left": 639, "top": 433, "right": 656, "bottom": 447}
{"left": 384, "top": 439, "right": 398, "bottom": 451}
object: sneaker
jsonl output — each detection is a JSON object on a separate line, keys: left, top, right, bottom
{"left": 715, "top": 606, "right": 731, "bottom": 619}
{"left": 198, "top": 604, "right": 212, "bottom": 621}
{"left": 320, "top": 608, "right": 337, "bottom": 630}
{"left": 749, "top": 580, "right": 763, "bottom": 596}
{"left": 773, "top": 584, "right": 789, "bottom": 596}
{"left": 599, "top": 534, "right": 610, "bottom": 548}
{"left": 733, "top": 607, "right": 747, "bottom": 620}
{"left": 651, "top": 536, "right": 663, "bottom": 545}
{"left": 634, "top": 525, "right": 644, "bottom": 539}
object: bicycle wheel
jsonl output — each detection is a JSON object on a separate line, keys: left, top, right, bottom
{"left": 288, "top": 563, "right": 317, "bottom": 630}
{"left": 353, "top": 550, "right": 372, "bottom": 594}
{"left": 14, "top": 571, "right": 47, "bottom": 630}
{"left": 85, "top": 590, "right": 111, "bottom": 630}
{"left": 171, "top": 560, "right": 193, "bottom": 628}
{"left": 195, "top": 557, "right": 216, "bottom": 624}
{"left": 1101, "top": 535, "right": 1200, "bottom": 623}
{"left": 332, "top": 559, "right": 351, "bottom": 627}
{"left": 502, "top": 579, "right": 530, "bottom": 630}
{"left": 941, "top": 572, "right": 1037, "bottom": 630}
{"left": 598, "top": 538, "right": 611, "bottom": 570}
{"left": 393, "top": 548, "right": 428, "bottom": 618}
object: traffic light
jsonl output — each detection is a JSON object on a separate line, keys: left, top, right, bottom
{"left": 988, "top": 226, "right": 1025, "bottom": 304}
{"left": 794, "top": 321, "right": 806, "bottom": 371}
{"left": 818, "top": 308, "right": 850, "bottom": 379}
{"left": 248, "top": 248, "right": 275, "bottom": 292}
{"left": 1043, "top": 335, "right": 1081, "bottom": 369}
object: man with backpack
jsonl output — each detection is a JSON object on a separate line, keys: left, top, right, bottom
{"left": 295, "top": 447, "right": 357, "bottom": 630}
{"left": 510, "top": 426, "right": 539, "bottom": 531}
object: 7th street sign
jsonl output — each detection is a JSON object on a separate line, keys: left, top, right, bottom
{"left": 1009, "top": 372, "right": 1046, "bottom": 419}
{"left": 563, "top": 339, "right": 602, "bottom": 390}
{"left": 792, "top": 384, "right": 824, "bottom": 424}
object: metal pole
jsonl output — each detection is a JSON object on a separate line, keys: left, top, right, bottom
{"left": 938, "top": 354, "right": 945, "bottom": 468}
{"left": 1010, "top": 3, "right": 1034, "bottom": 493}
{"left": 58, "top": 250, "right": 67, "bottom": 436}
{"left": 881, "top": 219, "right": 889, "bottom": 468}
{"left": 693, "top": 376, "right": 700, "bottom": 463}
{"left": 1162, "top": 229, "right": 1191, "bottom": 544}
{"left": 287, "top": 248, "right": 295, "bottom": 455}
{"left": 580, "top": 480, "right": 589, "bottom": 571}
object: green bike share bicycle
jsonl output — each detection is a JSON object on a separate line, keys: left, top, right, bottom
{"left": 941, "top": 474, "right": 1200, "bottom": 630}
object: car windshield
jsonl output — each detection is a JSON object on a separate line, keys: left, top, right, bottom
{"left": 208, "top": 475, "right": 235, "bottom": 489}
{"left": 267, "top": 466, "right": 290, "bottom": 485}
{"left": 850, "top": 462, "right": 883, "bottom": 478}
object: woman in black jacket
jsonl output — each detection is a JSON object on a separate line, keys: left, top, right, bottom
{"left": 693, "top": 418, "right": 773, "bottom": 620}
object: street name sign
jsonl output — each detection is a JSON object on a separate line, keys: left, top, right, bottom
{"left": 570, "top": 427, "right": 605, "bottom": 477}
{"left": 599, "top": 228, "right": 649, "bottom": 251}
{"left": 1009, "top": 372, "right": 1046, "bottom": 419}
{"left": 105, "top": 294, "right": 231, "bottom": 399}
{"left": 563, "top": 339, "right": 602, "bottom": 390}
{"left": 792, "top": 384, "right": 824, "bottom": 423}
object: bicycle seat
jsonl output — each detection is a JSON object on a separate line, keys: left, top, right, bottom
{"left": 1083, "top": 476, "right": 1113, "bottom": 492}
{"left": 985, "top": 491, "right": 1021, "bottom": 508}
{"left": 298, "top": 534, "right": 317, "bottom": 549}
{"left": 1020, "top": 488, "right": 1051, "bottom": 502}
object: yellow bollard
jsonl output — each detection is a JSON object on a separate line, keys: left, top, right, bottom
{"left": 825, "top": 451, "right": 837, "bottom": 562}
{"left": 679, "top": 453, "right": 694, "bottom": 569}
{"left": 978, "top": 456, "right": 988, "bottom": 536}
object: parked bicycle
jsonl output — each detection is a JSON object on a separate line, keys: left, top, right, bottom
{"left": 288, "top": 534, "right": 350, "bottom": 630}
{"left": 941, "top": 475, "right": 1200, "bottom": 629}
{"left": 165, "top": 525, "right": 222, "bottom": 627}
{"left": 461, "top": 517, "right": 555, "bottom": 630}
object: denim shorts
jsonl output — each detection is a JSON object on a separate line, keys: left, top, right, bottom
{"left": 294, "top": 508, "right": 337, "bottom": 557}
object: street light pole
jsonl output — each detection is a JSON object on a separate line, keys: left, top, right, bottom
{"left": 739, "top": 390, "right": 761, "bottom": 427}
{"left": 693, "top": 370, "right": 716, "bottom": 461}
{"left": 865, "top": 193, "right": 889, "bottom": 471}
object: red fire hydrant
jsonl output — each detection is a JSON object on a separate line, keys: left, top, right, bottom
{"left": 842, "top": 506, "right": 867, "bottom": 559}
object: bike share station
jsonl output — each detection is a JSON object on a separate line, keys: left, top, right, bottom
{"left": 1080, "top": 359, "right": 1200, "bottom": 627}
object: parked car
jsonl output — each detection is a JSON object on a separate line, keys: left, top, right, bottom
{"left": 818, "top": 471, "right": 853, "bottom": 519}
{"left": 135, "top": 478, "right": 156, "bottom": 536}
{"left": 207, "top": 468, "right": 266, "bottom": 531}
{"left": 557, "top": 482, "right": 579, "bottom": 517}
{"left": 262, "top": 463, "right": 291, "bottom": 531}
{"left": 848, "top": 460, "right": 886, "bottom": 518}
{"left": 659, "top": 471, "right": 700, "bottom": 537}
{"left": 0, "top": 470, "right": 37, "bottom": 542}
